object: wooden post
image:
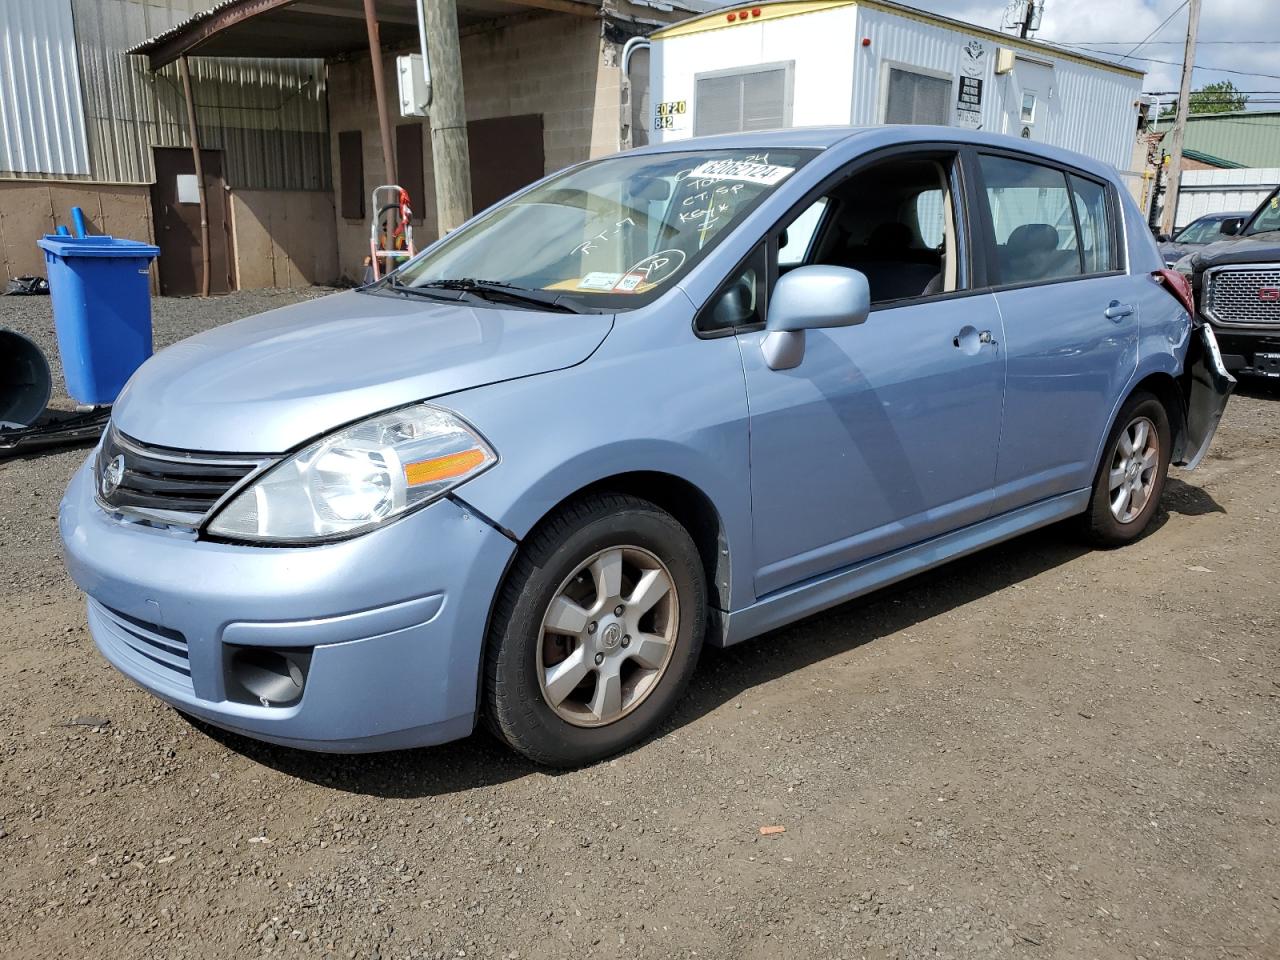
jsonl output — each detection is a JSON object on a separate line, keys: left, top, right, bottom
{"left": 420, "top": 0, "right": 472, "bottom": 235}
{"left": 363, "top": 0, "right": 397, "bottom": 185}
{"left": 1160, "top": 0, "right": 1201, "bottom": 237}
{"left": 178, "top": 56, "right": 210, "bottom": 298}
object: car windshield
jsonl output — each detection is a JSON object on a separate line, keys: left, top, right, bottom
{"left": 383, "top": 148, "right": 816, "bottom": 310}
{"left": 1245, "top": 190, "right": 1280, "bottom": 236}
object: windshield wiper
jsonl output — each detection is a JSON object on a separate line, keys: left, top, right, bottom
{"left": 378, "top": 274, "right": 466, "bottom": 302}
{"left": 416, "top": 278, "right": 586, "bottom": 314}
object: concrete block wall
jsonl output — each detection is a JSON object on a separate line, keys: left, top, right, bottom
{"left": 328, "top": 12, "right": 624, "bottom": 283}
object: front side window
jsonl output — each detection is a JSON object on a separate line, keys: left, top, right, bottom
{"left": 778, "top": 154, "right": 962, "bottom": 304}
{"left": 979, "top": 154, "right": 1084, "bottom": 286}
{"left": 387, "top": 148, "right": 814, "bottom": 311}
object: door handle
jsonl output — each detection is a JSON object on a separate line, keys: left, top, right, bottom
{"left": 1105, "top": 300, "right": 1134, "bottom": 321}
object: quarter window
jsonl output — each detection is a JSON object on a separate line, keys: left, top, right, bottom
{"left": 978, "top": 154, "right": 1083, "bottom": 286}
{"left": 1069, "top": 174, "right": 1116, "bottom": 274}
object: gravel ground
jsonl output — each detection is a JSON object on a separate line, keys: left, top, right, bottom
{"left": 1, "top": 290, "right": 1278, "bottom": 960}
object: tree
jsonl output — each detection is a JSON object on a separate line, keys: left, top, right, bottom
{"left": 1161, "top": 81, "right": 1249, "bottom": 118}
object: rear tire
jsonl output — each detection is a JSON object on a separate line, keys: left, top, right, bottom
{"left": 483, "top": 493, "right": 706, "bottom": 767}
{"left": 1081, "top": 391, "right": 1171, "bottom": 546}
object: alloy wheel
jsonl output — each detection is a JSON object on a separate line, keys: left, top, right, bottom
{"left": 536, "top": 545, "right": 679, "bottom": 727}
{"left": 1108, "top": 415, "right": 1160, "bottom": 524}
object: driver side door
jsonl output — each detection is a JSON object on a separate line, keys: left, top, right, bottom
{"left": 732, "top": 149, "right": 1007, "bottom": 597}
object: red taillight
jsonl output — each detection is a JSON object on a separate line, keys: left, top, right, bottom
{"left": 1155, "top": 268, "right": 1195, "bottom": 317}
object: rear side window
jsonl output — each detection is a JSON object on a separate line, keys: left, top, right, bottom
{"left": 978, "top": 155, "right": 1120, "bottom": 286}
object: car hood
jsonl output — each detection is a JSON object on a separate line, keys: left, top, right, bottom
{"left": 1191, "top": 231, "right": 1280, "bottom": 271}
{"left": 112, "top": 290, "right": 613, "bottom": 452}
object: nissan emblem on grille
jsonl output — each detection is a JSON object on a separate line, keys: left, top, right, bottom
{"left": 1205, "top": 266, "right": 1280, "bottom": 326}
{"left": 100, "top": 454, "right": 125, "bottom": 498}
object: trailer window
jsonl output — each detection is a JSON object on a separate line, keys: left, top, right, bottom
{"left": 884, "top": 68, "right": 952, "bottom": 125}
{"left": 694, "top": 63, "right": 792, "bottom": 137}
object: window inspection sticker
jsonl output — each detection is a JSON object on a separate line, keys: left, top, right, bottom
{"left": 613, "top": 272, "right": 647, "bottom": 292}
{"left": 685, "top": 159, "right": 795, "bottom": 186}
{"left": 579, "top": 272, "right": 623, "bottom": 290}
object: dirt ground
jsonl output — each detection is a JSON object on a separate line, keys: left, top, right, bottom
{"left": 1, "top": 290, "right": 1278, "bottom": 960}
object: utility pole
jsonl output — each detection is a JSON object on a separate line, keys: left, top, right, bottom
{"left": 1161, "top": 0, "right": 1201, "bottom": 236}
{"left": 1019, "top": 0, "right": 1037, "bottom": 39}
{"left": 419, "top": 0, "right": 473, "bottom": 235}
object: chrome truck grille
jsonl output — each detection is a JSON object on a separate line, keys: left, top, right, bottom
{"left": 95, "top": 426, "right": 269, "bottom": 528}
{"left": 1203, "top": 265, "right": 1280, "bottom": 327}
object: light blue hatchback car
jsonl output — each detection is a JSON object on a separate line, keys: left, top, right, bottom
{"left": 60, "top": 127, "right": 1233, "bottom": 766}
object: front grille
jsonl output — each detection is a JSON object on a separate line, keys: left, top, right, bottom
{"left": 96, "top": 427, "right": 269, "bottom": 528}
{"left": 89, "top": 599, "right": 193, "bottom": 692}
{"left": 1203, "top": 265, "right": 1280, "bottom": 327}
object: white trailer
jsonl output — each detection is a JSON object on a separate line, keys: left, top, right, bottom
{"left": 647, "top": 0, "right": 1145, "bottom": 172}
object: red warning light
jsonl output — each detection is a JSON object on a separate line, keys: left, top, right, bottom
{"left": 752, "top": 7, "right": 762, "bottom": 15}
{"left": 861, "top": 37, "right": 872, "bottom": 46}
{"left": 727, "top": 11, "right": 736, "bottom": 20}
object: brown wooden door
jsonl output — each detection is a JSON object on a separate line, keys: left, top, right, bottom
{"left": 468, "top": 115, "right": 545, "bottom": 211}
{"left": 150, "top": 147, "right": 232, "bottom": 296}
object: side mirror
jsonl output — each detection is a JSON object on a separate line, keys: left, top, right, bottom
{"left": 1220, "top": 217, "right": 1244, "bottom": 237}
{"left": 762, "top": 265, "right": 870, "bottom": 370}
{"left": 1155, "top": 232, "right": 1171, "bottom": 243}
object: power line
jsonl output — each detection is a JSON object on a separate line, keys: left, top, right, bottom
{"left": 1056, "top": 44, "right": 1280, "bottom": 81}
{"left": 1065, "top": 39, "right": 1280, "bottom": 45}
{"left": 1120, "top": 0, "right": 1188, "bottom": 62}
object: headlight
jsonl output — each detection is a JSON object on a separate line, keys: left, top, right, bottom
{"left": 206, "top": 404, "right": 496, "bottom": 543}
{"left": 1173, "top": 253, "right": 1195, "bottom": 277}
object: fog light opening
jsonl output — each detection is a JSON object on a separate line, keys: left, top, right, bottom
{"left": 228, "top": 647, "right": 311, "bottom": 707}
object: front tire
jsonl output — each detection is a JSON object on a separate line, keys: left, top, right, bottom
{"left": 483, "top": 493, "right": 706, "bottom": 767}
{"left": 1082, "top": 391, "right": 1171, "bottom": 546}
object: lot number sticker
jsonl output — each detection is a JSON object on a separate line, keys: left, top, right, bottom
{"left": 685, "top": 159, "right": 795, "bottom": 186}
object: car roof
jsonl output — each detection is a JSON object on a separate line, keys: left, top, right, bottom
{"left": 627, "top": 125, "right": 1121, "bottom": 181}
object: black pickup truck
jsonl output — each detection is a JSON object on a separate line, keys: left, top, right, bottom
{"left": 1177, "top": 185, "right": 1280, "bottom": 378}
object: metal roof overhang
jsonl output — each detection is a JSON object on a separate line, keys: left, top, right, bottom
{"left": 128, "top": 0, "right": 602, "bottom": 70}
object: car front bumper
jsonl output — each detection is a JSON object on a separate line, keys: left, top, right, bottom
{"left": 1209, "top": 326, "right": 1280, "bottom": 376}
{"left": 59, "top": 459, "right": 516, "bottom": 752}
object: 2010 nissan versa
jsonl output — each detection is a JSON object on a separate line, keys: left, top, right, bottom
{"left": 60, "top": 127, "right": 1234, "bottom": 767}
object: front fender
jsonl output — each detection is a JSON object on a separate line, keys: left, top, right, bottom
{"left": 441, "top": 329, "right": 756, "bottom": 612}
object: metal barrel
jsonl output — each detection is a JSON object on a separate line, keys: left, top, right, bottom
{"left": 0, "top": 328, "right": 53, "bottom": 427}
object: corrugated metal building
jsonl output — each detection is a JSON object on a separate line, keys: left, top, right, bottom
{"left": 1151, "top": 111, "right": 1280, "bottom": 170}
{"left": 1, "top": 0, "right": 328, "bottom": 186}
{"left": 0, "top": 0, "right": 332, "bottom": 291}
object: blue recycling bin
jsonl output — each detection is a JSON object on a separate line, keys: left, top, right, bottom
{"left": 37, "top": 234, "right": 160, "bottom": 406}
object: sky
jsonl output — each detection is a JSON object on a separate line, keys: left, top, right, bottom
{"left": 904, "top": 0, "right": 1280, "bottom": 110}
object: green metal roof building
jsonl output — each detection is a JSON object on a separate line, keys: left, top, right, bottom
{"left": 1152, "top": 111, "right": 1280, "bottom": 169}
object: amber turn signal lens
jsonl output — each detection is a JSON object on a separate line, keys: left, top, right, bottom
{"left": 404, "top": 448, "right": 487, "bottom": 486}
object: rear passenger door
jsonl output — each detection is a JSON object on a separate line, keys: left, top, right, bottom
{"left": 972, "top": 152, "right": 1138, "bottom": 512}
